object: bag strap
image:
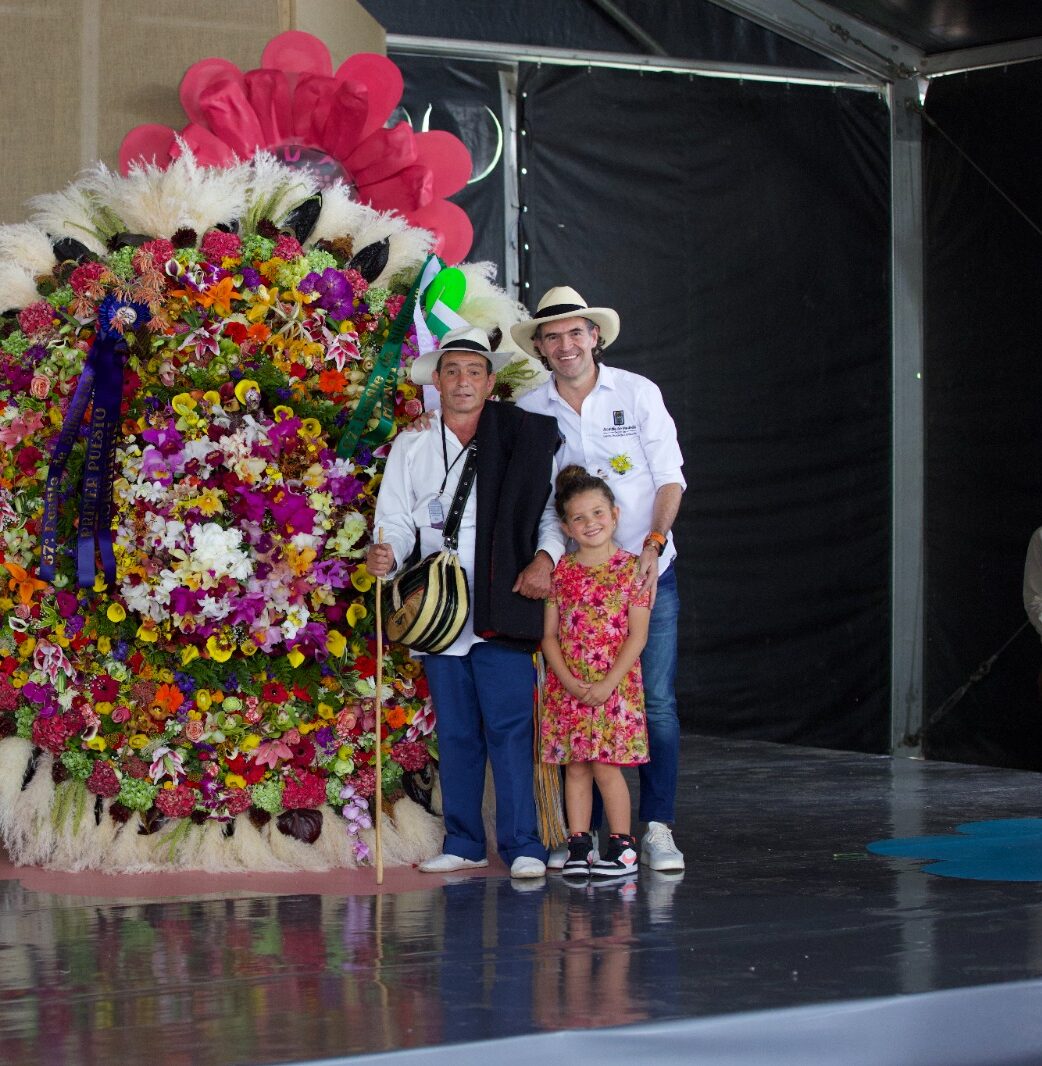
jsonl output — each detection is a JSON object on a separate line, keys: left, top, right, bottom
{"left": 442, "top": 444, "right": 477, "bottom": 551}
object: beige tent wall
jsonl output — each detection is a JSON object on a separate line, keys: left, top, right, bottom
{"left": 0, "top": 0, "right": 385, "bottom": 224}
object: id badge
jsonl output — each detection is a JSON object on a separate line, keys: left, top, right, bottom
{"left": 428, "top": 498, "right": 445, "bottom": 529}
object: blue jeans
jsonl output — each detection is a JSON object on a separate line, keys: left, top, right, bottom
{"left": 591, "top": 564, "right": 680, "bottom": 828}
{"left": 423, "top": 642, "right": 547, "bottom": 865}
{"left": 637, "top": 564, "right": 680, "bottom": 823}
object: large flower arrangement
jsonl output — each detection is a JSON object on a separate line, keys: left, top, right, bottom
{"left": 0, "top": 149, "right": 535, "bottom": 871}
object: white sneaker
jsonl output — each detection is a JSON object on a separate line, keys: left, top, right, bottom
{"left": 547, "top": 844, "right": 569, "bottom": 870}
{"left": 640, "top": 822, "right": 685, "bottom": 871}
{"left": 419, "top": 853, "right": 489, "bottom": 873}
{"left": 510, "top": 856, "right": 547, "bottom": 879}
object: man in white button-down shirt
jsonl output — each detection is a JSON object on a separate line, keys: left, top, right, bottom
{"left": 367, "top": 327, "right": 565, "bottom": 879}
{"left": 513, "top": 288, "right": 687, "bottom": 872}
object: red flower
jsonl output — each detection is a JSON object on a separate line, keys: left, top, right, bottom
{"left": 224, "top": 787, "right": 253, "bottom": 815}
{"left": 15, "top": 446, "right": 43, "bottom": 476}
{"left": 155, "top": 784, "right": 197, "bottom": 818}
{"left": 282, "top": 770, "right": 326, "bottom": 809}
{"left": 92, "top": 675, "right": 120, "bottom": 702}
{"left": 32, "top": 715, "right": 75, "bottom": 755}
{"left": 390, "top": 740, "right": 430, "bottom": 772}
{"left": 262, "top": 681, "right": 288, "bottom": 703}
{"left": 223, "top": 321, "right": 249, "bottom": 344}
{"left": 86, "top": 761, "right": 121, "bottom": 798}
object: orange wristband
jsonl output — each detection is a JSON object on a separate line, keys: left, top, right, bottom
{"left": 643, "top": 532, "right": 666, "bottom": 556}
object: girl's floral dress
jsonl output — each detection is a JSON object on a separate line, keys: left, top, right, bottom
{"left": 541, "top": 548, "right": 651, "bottom": 765}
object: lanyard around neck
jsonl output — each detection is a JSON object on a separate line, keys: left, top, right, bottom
{"left": 439, "top": 416, "right": 472, "bottom": 495}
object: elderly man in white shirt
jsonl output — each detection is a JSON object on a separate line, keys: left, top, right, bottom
{"left": 513, "top": 288, "right": 687, "bottom": 872}
{"left": 367, "top": 326, "right": 565, "bottom": 879}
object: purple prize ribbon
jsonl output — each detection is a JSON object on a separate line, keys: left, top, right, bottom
{"left": 40, "top": 296, "right": 143, "bottom": 590}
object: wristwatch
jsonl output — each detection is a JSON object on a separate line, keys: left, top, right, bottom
{"left": 643, "top": 531, "right": 666, "bottom": 556}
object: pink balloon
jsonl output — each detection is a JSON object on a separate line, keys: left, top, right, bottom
{"left": 173, "top": 123, "right": 243, "bottom": 168}
{"left": 320, "top": 79, "right": 369, "bottom": 161}
{"left": 245, "top": 69, "right": 294, "bottom": 146}
{"left": 262, "top": 30, "right": 333, "bottom": 77}
{"left": 413, "top": 131, "right": 472, "bottom": 198}
{"left": 361, "top": 166, "right": 433, "bottom": 213}
{"left": 406, "top": 200, "right": 474, "bottom": 264}
{"left": 292, "top": 74, "right": 339, "bottom": 146}
{"left": 180, "top": 58, "right": 244, "bottom": 127}
{"left": 347, "top": 124, "right": 418, "bottom": 186}
{"left": 336, "top": 53, "right": 403, "bottom": 140}
{"left": 119, "top": 125, "right": 176, "bottom": 174}
{"left": 197, "top": 80, "right": 266, "bottom": 158}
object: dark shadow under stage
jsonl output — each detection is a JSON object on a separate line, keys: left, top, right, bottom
{"left": 5, "top": 734, "right": 1042, "bottom": 1066}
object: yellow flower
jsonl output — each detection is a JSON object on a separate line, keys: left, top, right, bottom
{"left": 189, "top": 488, "right": 224, "bottom": 517}
{"left": 206, "top": 634, "right": 234, "bottom": 662}
{"left": 196, "top": 690, "right": 212, "bottom": 712}
{"left": 274, "top": 405, "right": 295, "bottom": 422}
{"left": 317, "top": 703, "right": 335, "bottom": 720}
{"left": 96, "top": 636, "right": 112, "bottom": 654}
{"left": 106, "top": 603, "right": 126, "bottom": 623}
{"left": 298, "top": 721, "right": 320, "bottom": 735}
{"left": 346, "top": 603, "right": 367, "bottom": 628}
{"left": 241, "top": 735, "right": 260, "bottom": 751}
{"left": 93, "top": 572, "right": 108, "bottom": 593}
{"left": 95, "top": 702, "right": 114, "bottom": 716}
{"left": 240, "top": 639, "right": 258, "bottom": 657}
{"left": 247, "top": 286, "right": 280, "bottom": 322}
{"left": 350, "top": 565, "right": 374, "bottom": 592}
{"left": 136, "top": 623, "right": 158, "bottom": 643}
{"left": 171, "top": 393, "right": 198, "bottom": 417}
{"left": 129, "top": 734, "right": 149, "bottom": 749}
{"left": 287, "top": 648, "right": 306, "bottom": 668}
{"left": 325, "top": 630, "right": 347, "bottom": 658}
{"left": 181, "top": 645, "right": 200, "bottom": 666}
{"left": 234, "top": 379, "right": 261, "bottom": 406}
{"left": 299, "top": 418, "right": 322, "bottom": 440}
{"left": 202, "top": 390, "right": 222, "bottom": 406}
{"left": 225, "top": 773, "right": 247, "bottom": 789}
{"left": 86, "top": 737, "right": 107, "bottom": 752}
{"left": 18, "top": 637, "right": 36, "bottom": 659}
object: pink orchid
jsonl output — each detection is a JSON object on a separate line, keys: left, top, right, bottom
{"left": 253, "top": 738, "right": 294, "bottom": 769}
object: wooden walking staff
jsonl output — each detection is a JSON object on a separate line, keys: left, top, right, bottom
{"left": 374, "top": 528, "right": 385, "bottom": 885}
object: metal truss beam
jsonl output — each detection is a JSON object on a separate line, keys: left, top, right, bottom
{"left": 701, "top": 0, "right": 921, "bottom": 81}
{"left": 919, "top": 36, "right": 1042, "bottom": 78}
{"left": 386, "top": 34, "right": 881, "bottom": 90}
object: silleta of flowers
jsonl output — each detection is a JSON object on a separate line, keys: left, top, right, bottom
{"left": 0, "top": 147, "right": 535, "bottom": 871}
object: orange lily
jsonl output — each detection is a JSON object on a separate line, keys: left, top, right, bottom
{"left": 3, "top": 560, "right": 47, "bottom": 605}
{"left": 196, "top": 276, "right": 242, "bottom": 317}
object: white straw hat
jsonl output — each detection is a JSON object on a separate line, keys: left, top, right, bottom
{"left": 510, "top": 286, "right": 620, "bottom": 358}
{"left": 410, "top": 325, "right": 514, "bottom": 386}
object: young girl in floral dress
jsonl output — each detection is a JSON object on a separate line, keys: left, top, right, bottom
{"left": 541, "top": 466, "right": 651, "bottom": 880}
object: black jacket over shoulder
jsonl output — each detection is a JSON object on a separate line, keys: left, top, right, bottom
{"left": 472, "top": 400, "right": 560, "bottom": 651}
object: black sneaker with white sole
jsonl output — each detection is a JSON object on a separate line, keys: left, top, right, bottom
{"left": 590, "top": 833, "right": 639, "bottom": 879}
{"left": 561, "top": 832, "right": 594, "bottom": 878}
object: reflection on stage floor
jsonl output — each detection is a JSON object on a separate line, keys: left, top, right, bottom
{"left": 3, "top": 733, "right": 1042, "bottom": 1065}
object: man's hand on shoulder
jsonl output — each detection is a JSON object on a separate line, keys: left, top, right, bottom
{"left": 512, "top": 551, "right": 554, "bottom": 599}
{"left": 402, "top": 410, "right": 436, "bottom": 433}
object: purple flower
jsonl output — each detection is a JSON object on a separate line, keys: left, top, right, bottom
{"left": 141, "top": 425, "right": 185, "bottom": 453}
{"left": 55, "top": 590, "right": 79, "bottom": 618}
{"left": 231, "top": 488, "right": 267, "bottom": 523}
{"left": 269, "top": 491, "right": 316, "bottom": 535}
{"left": 240, "top": 267, "right": 261, "bottom": 289}
{"left": 299, "top": 268, "right": 354, "bottom": 319}
{"left": 327, "top": 471, "right": 364, "bottom": 505}
{"left": 168, "top": 586, "right": 202, "bottom": 616}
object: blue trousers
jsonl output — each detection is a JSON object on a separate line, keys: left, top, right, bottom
{"left": 423, "top": 642, "right": 548, "bottom": 865}
{"left": 592, "top": 564, "right": 681, "bottom": 827}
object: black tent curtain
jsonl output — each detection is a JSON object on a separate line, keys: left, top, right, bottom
{"left": 516, "top": 64, "right": 892, "bottom": 753}
{"left": 923, "top": 61, "right": 1042, "bottom": 771}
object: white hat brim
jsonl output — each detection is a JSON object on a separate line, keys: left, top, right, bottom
{"left": 509, "top": 307, "right": 620, "bottom": 358}
{"left": 410, "top": 346, "right": 515, "bottom": 386}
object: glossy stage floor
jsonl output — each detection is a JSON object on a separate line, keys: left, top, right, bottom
{"left": 4, "top": 733, "right": 1042, "bottom": 1066}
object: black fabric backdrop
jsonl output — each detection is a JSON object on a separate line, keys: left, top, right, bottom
{"left": 518, "top": 66, "right": 892, "bottom": 751}
{"left": 923, "top": 61, "right": 1042, "bottom": 770}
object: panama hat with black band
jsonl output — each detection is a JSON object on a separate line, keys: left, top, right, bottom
{"left": 510, "top": 286, "right": 621, "bottom": 359}
{"left": 410, "top": 325, "right": 514, "bottom": 386}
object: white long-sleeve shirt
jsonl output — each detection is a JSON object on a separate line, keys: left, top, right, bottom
{"left": 374, "top": 411, "right": 566, "bottom": 655}
{"left": 517, "top": 363, "right": 685, "bottom": 572}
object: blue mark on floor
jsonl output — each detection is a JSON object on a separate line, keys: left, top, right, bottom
{"left": 867, "top": 818, "right": 1042, "bottom": 881}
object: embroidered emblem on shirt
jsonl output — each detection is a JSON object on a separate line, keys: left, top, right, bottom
{"left": 613, "top": 410, "right": 625, "bottom": 426}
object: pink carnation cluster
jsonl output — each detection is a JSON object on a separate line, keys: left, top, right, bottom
{"left": 348, "top": 766, "right": 377, "bottom": 799}
{"left": 200, "top": 229, "right": 242, "bottom": 261}
{"left": 273, "top": 234, "right": 304, "bottom": 260}
{"left": 86, "top": 761, "right": 121, "bottom": 798}
{"left": 390, "top": 741, "right": 430, "bottom": 772}
{"left": 32, "top": 713, "right": 81, "bottom": 755}
{"left": 155, "top": 783, "right": 197, "bottom": 818}
{"left": 282, "top": 770, "right": 327, "bottom": 809}
{"left": 69, "top": 261, "right": 106, "bottom": 296}
{"left": 17, "top": 301, "right": 56, "bottom": 337}
{"left": 224, "top": 788, "right": 252, "bottom": 816}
